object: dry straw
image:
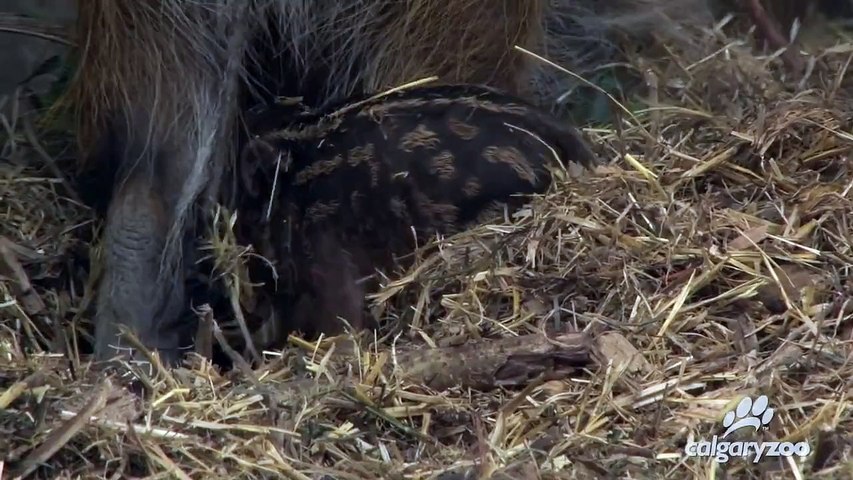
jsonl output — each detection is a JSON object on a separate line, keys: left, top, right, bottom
{"left": 1, "top": 9, "right": 852, "bottom": 480}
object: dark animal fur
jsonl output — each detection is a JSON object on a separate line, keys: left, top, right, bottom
{"left": 237, "top": 84, "right": 597, "bottom": 343}
{"left": 69, "top": 0, "right": 547, "bottom": 367}
{"left": 67, "top": 0, "right": 715, "bottom": 367}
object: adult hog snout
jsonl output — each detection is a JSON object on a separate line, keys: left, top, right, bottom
{"left": 88, "top": 114, "right": 196, "bottom": 365}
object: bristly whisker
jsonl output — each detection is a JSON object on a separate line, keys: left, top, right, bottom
{"left": 265, "top": 151, "right": 282, "bottom": 222}
{"left": 504, "top": 121, "right": 566, "bottom": 171}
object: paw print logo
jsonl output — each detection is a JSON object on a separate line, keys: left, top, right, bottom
{"left": 721, "top": 395, "right": 774, "bottom": 438}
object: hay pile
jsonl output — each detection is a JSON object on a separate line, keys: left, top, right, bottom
{"left": 1, "top": 11, "right": 852, "bottom": 480}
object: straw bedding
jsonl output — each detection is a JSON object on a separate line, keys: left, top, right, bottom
{"left": 1, "top": 8, "right": 851, "bottom": 480}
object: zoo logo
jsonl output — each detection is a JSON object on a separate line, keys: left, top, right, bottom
{"left": 684, "top": 395, "right": 811, "bottom": 463}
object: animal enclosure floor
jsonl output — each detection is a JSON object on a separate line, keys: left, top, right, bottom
{"left": 1, "top": 16, "right": 852, "bottom": 480}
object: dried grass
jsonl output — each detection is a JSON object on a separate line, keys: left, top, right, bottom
{"left": 1, "top": 13, "right": 852, "bottom": 480}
